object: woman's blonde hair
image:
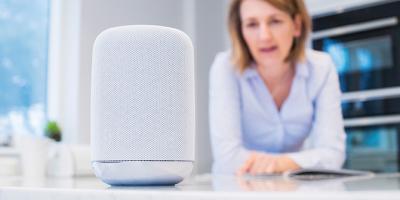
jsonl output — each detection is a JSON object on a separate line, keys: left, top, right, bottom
{"left": 228, "top": 0, "right": 311, "bottom": 73}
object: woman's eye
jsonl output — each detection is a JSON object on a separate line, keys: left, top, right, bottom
{"left": 270, "top": 19, "right": 282, "bottom": 25}
{"left": 246, "top": 22, "right": 258, "bottom": 28}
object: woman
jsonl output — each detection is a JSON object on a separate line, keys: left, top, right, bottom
{"left": 209, "top": 0, "right": 346, "bottom": 175}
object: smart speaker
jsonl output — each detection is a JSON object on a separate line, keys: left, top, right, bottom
{"left": 90, "top": 25, "right": 195, "bottom": 186}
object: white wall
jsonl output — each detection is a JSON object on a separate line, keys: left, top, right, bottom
{"left": 192, "top": 0, "right": 229, "bottom": 174}
{"left": 47, "top": 0, "right": 81, "bottom": 144}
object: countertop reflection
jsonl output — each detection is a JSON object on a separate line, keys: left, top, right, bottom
{"left": 183, "top": 173, "right": 400, "bottom": 192}
{"left": 1, "top": 173, "right": 400, "bottom": 200}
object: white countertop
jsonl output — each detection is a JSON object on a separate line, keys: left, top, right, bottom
{"left": 1, "top": 173, "right": 400, "bottom": 200}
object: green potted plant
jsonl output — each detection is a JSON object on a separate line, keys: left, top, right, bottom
{"left": 45, "top": 121, "right": 62, "bottom": 142}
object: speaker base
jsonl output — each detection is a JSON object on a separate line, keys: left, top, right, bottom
{"left": 92, "top": 160, "right": 193, "bottom": 186}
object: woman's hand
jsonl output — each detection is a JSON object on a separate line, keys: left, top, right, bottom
{"left": 236, "top": 152, "right": 300, "bottom": 176}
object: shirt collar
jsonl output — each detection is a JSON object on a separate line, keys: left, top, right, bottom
{"left": 241, "top": 60, "right": 310, "bottom": 80}
{"left": 241, "top": 63, "right": 258, "bottom": 80}
{"left": 295, "top": 59, "right": 310, "bottom": 78}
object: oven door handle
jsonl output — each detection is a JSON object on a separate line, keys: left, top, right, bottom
{"left": 344, "top": 115, "right": 400, "bottom": 128}
{"left": 312, "top": 17, "right": 398, "bottom": 40}
{"left": 342, "top": 87, "right": 400, "bottom": 103}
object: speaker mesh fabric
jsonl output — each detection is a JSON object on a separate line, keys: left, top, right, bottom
{"left": 91, "top": 26, "right": 195, "bottom": 161}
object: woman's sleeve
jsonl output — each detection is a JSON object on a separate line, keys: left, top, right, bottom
{"left": 209, "top": 53, "right": 251, "bottom": 174}
{"left": 287, "top": 57, "right": 346, "bottom": 169}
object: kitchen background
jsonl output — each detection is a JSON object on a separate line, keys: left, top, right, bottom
{"left": 0, "top": 0, "right": 398, "bottom": 177}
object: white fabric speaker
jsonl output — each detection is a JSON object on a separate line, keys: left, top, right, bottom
{"left": 91, "top": 25, "right": 195, "bottom": 186}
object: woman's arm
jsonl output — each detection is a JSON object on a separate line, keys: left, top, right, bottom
{"left": 209, "top": 52, "right": 251, "bottom": 174}
{"left": 287, "top": 57, "right": 346, "bottom": 169}
{"left": 237, "top": 151, "right": 300, "bottom": 175}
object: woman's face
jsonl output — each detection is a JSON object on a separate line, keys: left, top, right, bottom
{"left": 240, "top": 0, "right": 301, "bottom": 68}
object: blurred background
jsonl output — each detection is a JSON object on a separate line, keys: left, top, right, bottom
{"left": 0, "top": 0, "right": 399, "bottom": 177}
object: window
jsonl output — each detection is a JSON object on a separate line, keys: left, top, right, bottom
{"left": 0, "top": 0, "right": 50, "bottom": 145}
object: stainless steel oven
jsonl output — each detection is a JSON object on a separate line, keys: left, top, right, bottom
{"left": 312, "top": 1, "right": 400, "bottom": 172}
{"left": 313, "top": 1, "right": 400, "bottom": 93}
{"left": 344, "top": 118, "right": 400, "bottom": 172}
